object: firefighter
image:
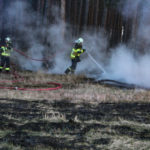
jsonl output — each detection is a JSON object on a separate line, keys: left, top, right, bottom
{"left": 65, "top": 38, "right": 86, "bottom": 74}
{"left": 0, "top": 37, "right": 13, "bottom": 73}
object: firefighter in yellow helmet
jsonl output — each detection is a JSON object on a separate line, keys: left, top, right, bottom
{"left": 65, "top": 38, "right": 86, "bottom": 74}
{"left": 0, "top": 37, "right": 13, "bottom": 73}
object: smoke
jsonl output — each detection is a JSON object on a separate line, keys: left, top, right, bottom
{"left": 120, "top": 0, "right": 142, "bottom": 18}
{"left": 105, "top": 45, "right": 150, "bottom": 87}
{"left": 6, "top": 0, "right": 71, "bottom": 73}
{"left": 120, "top": 0, "right": 150, "bottom": 51}
{"left": 76, "top": 0, "right": 150, "bottom": 89}
{"left": 103, "top": 0, "right": 150, "bottom": 88}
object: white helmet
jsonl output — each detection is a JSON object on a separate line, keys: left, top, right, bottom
{"left": 5, "top": 37, "right": 11, "bottom": 43}
{"left": 75, "top": 37, "right": 84, "bottom": 44}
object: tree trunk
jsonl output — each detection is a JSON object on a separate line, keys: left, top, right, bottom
{"left": 61, "top": 0, "right": 66, "bottom": 38}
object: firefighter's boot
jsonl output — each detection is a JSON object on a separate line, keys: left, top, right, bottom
{"left": 5, "top": 68, "right": 10, "bottom": 74}
{"left": 6, "top": 70, "right": 10, "bottom": 74}
{"left": 65, "top": 68, "right": 70, "bottom": 74}
{"left": 0, "top": 67, "right": 3, "bottom": 73}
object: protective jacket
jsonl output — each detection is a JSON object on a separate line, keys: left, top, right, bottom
{"left": 70, "top": 48, "right": 85, "bottom": 59}
{"left": 0, "top": 45, "right": 13, "bottom": 57}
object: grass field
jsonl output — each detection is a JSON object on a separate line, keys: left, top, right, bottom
{"left": 0, "top": 72, "right": 150, "bottom": 150}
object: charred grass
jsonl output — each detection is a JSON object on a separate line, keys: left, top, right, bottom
{"left": 0, "top": 72, "right": 150, "bottom": 149}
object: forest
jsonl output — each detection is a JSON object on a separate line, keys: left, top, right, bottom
{"left": 0, "top": 0, "right": 138, "bottom": 48}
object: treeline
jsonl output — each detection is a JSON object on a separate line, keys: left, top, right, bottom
{"left": 0, "top": 0, "right": 139, "bottom": 48}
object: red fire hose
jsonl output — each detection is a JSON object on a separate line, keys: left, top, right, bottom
{"left": 14, "top": 48, "right": 52, "bottom": 61}
{"left": 0, "top": 82, "right": 62, "bottom": 91}
{"left": 0, "top": 49, "right": 62, "bottom": 91}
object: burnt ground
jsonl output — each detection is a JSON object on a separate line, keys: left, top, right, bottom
{"left": 0, "top": 98, "right": 150, "bottom": 150}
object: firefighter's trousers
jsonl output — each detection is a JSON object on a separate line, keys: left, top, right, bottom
{"left": 65, "top": 57, "right": 80, "bottom": 74}
{"left": 0, "top": 56, "right": 10, "bottom": 72}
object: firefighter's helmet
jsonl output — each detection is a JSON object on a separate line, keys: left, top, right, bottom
{"left": 5, "top": 37, "right": 11, "bottom": 43}
{"left": 75, "top": 37, "right": 84, "bottom": 44}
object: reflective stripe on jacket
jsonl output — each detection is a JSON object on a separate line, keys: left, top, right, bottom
{"left": 1, "top": 46, "right": 13, "bottom": 57}
{"left": 70, "top": 48, "right": 84, "bottom": 59}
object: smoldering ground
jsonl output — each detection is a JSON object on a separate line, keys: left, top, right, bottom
{"left": 5, "top": 0, "right": 150, "bottom": 88}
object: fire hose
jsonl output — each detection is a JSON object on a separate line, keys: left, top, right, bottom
{"left": 14, "top": 48, "right": 52, "bottom": 61}
{"left": 0, "top": 49, "right": 62, "bottom": 91}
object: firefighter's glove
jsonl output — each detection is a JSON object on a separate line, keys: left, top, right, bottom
{"left": 83, "top": 49, "right": 86, "bottom": 52}
{"left": 77, "top": 51, "right": 82, "bottom": 54}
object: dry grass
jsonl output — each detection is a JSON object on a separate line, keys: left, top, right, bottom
{"left": 0, "top": 71, "right": 150, "bottom": 103}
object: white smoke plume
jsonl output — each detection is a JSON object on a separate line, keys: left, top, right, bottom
{"left": 120, "top": 0, "right": 142, "bottom": 18}
{"left": 104, "top": 0, "right": 150, "bottom": 88}
{"left": 6, "top": 0, "right": 71, "bottom": 73}
{"left": 105, "top": 45, "right": 150, "bottom": 88}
